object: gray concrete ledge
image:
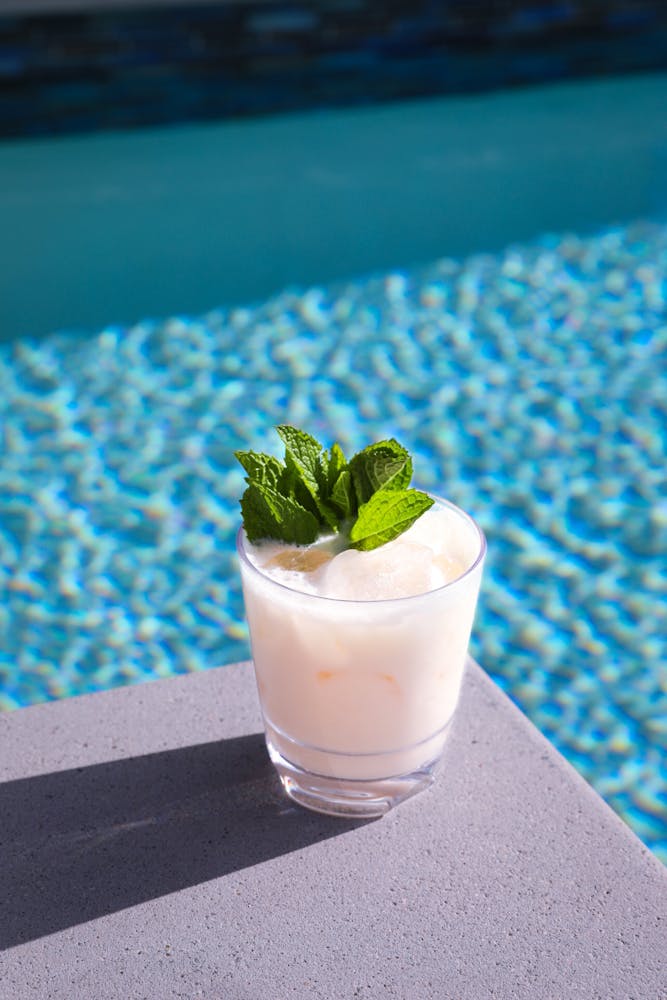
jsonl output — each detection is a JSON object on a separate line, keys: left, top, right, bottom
{"left": 1, "top": 660, "right": 665, "bottom": 999}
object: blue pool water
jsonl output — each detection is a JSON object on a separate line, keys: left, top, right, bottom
{"left": 1, "top": 216, "right": 665, "bottom": 863}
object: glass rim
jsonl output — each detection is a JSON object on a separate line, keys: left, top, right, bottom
{"left": 236, "top": 493, "right": 486, "bottom": 606}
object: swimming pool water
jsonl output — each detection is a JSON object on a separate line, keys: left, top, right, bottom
{"left": 0, "top": 219, "right": 665, "bottom": 863}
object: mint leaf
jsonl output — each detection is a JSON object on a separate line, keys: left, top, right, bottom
{"left": 235, "top": 451, "right": 283, "bottom": 490}
{"left": 276, "top": 425, "right": 323, "bottom": 495}
{"left": 241, "top": 482, "right": 319, "bottom": 544}
{"left": 331, "top": 469, "right": 355, "bottom": 520}
{"left": 283, "top": 452, "right": 339, "bottom": 532}
{"left": 282, "top": 452, "right": 318, "bottom": 509}
{"left": 349, "top": 440, "right": 413, "bottom": 505}
{"left": 264, "top": 491, "right": 320, "bottom": 545}
{"left": 325, "top": 442, "right": 347, "bottom": 493}
{"left": 348, "top": 489, "right": 434, "bottom": 551}
{"left": 277, "top": 425, "right": 339, "bottom": 532}
{"left": 239, "top": 484, "right": 281, "bottom": 542}
{"left": 237, "top": 450, "right": 322, "bottom": 541}
{"left": 315, "top": 500, "right": 339, "bottom": 533}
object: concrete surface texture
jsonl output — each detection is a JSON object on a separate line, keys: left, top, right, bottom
{"left": 0, "top": 660, "right": 665, "bottom": 999}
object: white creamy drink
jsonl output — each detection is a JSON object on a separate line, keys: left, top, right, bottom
{"left": 238, "top": 499, "right": 485, "bottom": 786}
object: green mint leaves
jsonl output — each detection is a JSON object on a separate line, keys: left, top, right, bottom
{"left": 236, "top": 426, "right": 434, "bottom": 550}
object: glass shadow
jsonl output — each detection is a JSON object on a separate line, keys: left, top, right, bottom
{"left": 0, "top": 733, "right": 366, "bottom": 950}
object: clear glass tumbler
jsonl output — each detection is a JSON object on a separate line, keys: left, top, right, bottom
{"left": 237, "top": 496, "right": 486, "bottom": 818}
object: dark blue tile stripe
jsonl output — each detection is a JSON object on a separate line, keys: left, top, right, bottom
{"left": 1, "top": 1, "right": 667, "bottom": 137}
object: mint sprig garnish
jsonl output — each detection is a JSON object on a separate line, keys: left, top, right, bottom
{"left": 236, "top": 426, "right": 434, "bottom": 549}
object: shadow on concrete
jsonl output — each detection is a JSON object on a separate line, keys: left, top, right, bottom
{"left": 0, "top": 733, "right": 364, "bottom": 949}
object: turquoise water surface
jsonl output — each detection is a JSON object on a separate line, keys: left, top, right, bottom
{"left": 0, "top": 76, "right": 665, "bottom": 863}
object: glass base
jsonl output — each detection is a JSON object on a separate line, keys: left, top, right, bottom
{"left": 266, "top": 738, "right": 441, "bottom": 819}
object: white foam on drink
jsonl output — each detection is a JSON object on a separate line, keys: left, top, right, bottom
{"left": 245, "top": 506, "right": 475, "bottom": 601}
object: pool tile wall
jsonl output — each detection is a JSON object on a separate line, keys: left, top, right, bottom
{"left": 2, "top": 0, "right": 667, "bottom": 138}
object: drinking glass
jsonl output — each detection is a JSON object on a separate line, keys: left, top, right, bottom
{"left": 237, "top": 496, "right": 486, "bottom": 817}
